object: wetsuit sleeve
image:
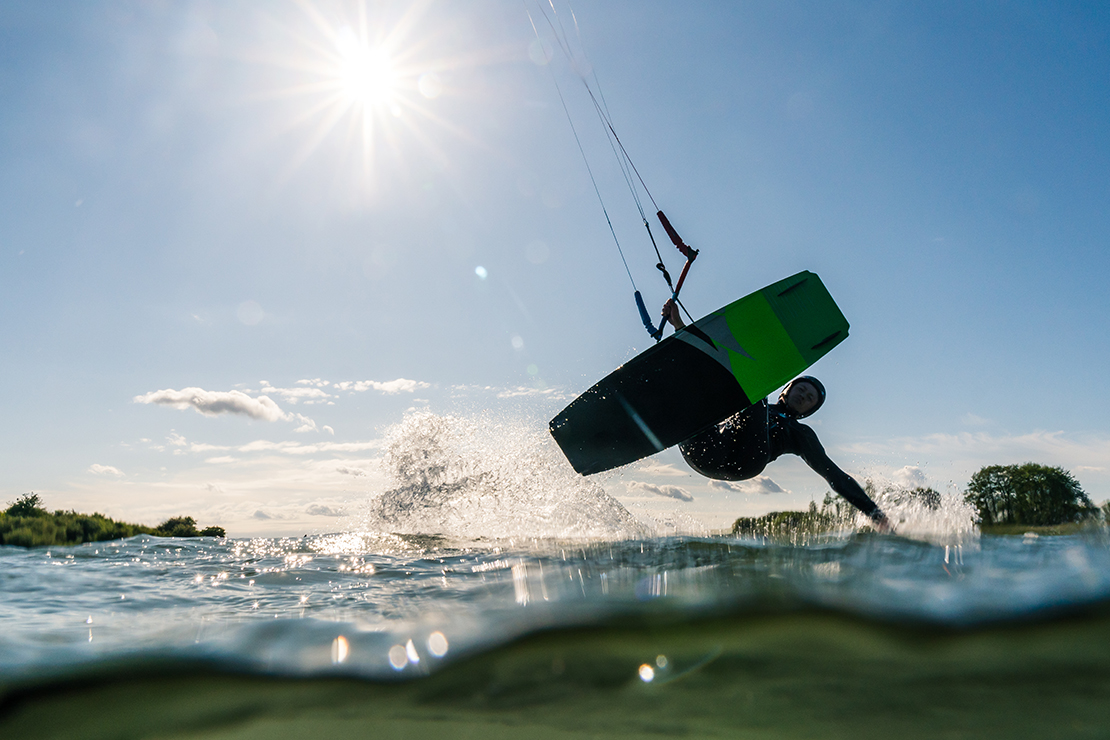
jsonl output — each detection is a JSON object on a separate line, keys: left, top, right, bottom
{"left": 793, "top": 425, "right": 883, "bottom": 520}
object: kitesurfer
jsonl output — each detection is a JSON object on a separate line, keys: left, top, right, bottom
{"left": 663, "top": 300, "right": 892, "bottom": 531}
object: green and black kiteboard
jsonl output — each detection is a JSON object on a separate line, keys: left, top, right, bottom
{"left": 550, "top": 271, "right": 850, "bottom": 475}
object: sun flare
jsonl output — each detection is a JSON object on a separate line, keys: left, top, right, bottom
{"left": 335, "top": 30, "right": 400, "bottom": 114}
{"left": 261, "top": 0, "right": 476, "bottom": 192}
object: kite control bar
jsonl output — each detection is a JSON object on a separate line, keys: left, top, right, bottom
{"left": 632, "top": 210, "right": 699, "bottom": 341}
{"left": 643, "top": 210, "right": 698, "bottom": 340}
{"left": 657, "top": 210, "right": 697, "bottom": 295}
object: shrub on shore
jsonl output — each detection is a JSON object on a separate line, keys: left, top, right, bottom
{"left": 1, "top": 493, "right": 225, "bottom": 547}
{"left": 732, "top": 496, "right": 853, "bottom": 538}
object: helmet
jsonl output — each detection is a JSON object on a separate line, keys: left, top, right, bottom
{"left": 778, "top": 376, "right": 826, "bottom": 419}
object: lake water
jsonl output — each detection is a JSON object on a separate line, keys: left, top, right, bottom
{"left": 3, "top": 413, "right": 1110, "bottom": 737}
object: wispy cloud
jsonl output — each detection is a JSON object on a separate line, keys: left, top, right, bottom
{"left": 292, "top": 414, "right": 318, "bottom": 433}
{"left": 236, "top": 440, "right": 380, "bottom": 455}
{"left": 306, "top": 504, "right": 346, "bottom": 516}
{"left": 257, "top": 382, "right": 333, "bottom": 405}
{"left": 333, "top": 379, "right": 430, "bottom": 394}
{"left": 447, "top": 383, "right": 572, "bottom": 401}
{"left": 626, "top": 481, "right": 694, "bottom": 502}
{"left": 146, "top": 433, "right": 379, "bottom": 458}
{"left": 494, "top": 386, "right": 569, "bottom": 399}
{"left": 88, "top": 464, "right": 124, "bottom": 476}
{"left": 636, "top": 461, "right": 689, "bottom": 477}
{"left": 841, "top": 430, "right": 1110, "bottom": 469}
{"left": 135, "top": 387, "right": 287, "bottom": 422}
{"left": 709, "top": 477, "right": 785, "bottom": 495}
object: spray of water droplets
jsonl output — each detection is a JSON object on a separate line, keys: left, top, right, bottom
{"left": 357, "top": 411, "right": 650, "bottom": 540}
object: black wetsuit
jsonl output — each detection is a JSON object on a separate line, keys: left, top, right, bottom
{"left": 679, "top": 400, "right": 883, "bottom": 520}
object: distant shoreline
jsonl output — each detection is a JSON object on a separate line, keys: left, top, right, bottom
{"left": 1, "top": 493, "right": 224, "bottom": 547}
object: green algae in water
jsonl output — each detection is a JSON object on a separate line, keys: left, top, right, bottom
{"left": 4, "top": 608, "right": 1110, "bottom": 739}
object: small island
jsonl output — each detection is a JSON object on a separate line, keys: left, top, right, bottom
{"left": 0, "top": 493, "right": 225, "bottom": 547}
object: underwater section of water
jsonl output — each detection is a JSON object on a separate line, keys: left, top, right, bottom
{"left": 2, "top": 528, "right": 1110, "bottom": 686}
{"left": 4, "top": 597, "right": 1110, "bottom": 740}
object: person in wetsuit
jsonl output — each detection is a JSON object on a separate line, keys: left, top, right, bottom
{"left": 662, "top": 300, "right": 891, "bottom": 531}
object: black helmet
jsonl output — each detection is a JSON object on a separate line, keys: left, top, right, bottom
{"left": 778, "top": 376, "right": 826, "bottom": 419}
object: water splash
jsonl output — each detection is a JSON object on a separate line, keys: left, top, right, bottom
{"left": 360, "top": 412, "right": 649, "bottom": 540}
{"left": 865, "top": 478, "right": 980, "bottom": 546}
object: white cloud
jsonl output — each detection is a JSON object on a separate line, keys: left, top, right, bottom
{"left": 147, "top": 436, "right": 380, "bottom": 459}
{"left": 446, "top": 383, "right": 572, "bottom": 401}
{"left": 236, "top": 440, "right": 380, "bottom": 455}
{"left": 292, "top": 414, "right": 318, "bottom": 433}
{"left": 333, "top": 378, "right": 430, "bottom": 394}
{"left": 189, "top": 442, "right": 232, "bottom": 453}
{"left": 335, "top": 466, "right": 367, "bottom": 477}
{"left": 258, "top": 382, "right": 333, "bottom": 405}
{"left": 626, "top": 481, "right": 694, "bottom": 502}
{"left": 495, "top": 386, "right": 566, "bottom": 399}
{"left": 88, "top": 464, "right": 124, "bottom": 476}
{"left": 135, "top": 387, "right": 287, "bottom": 422}
{"left": 306, "top": 504, "right": 346, "bottom": 516}
{"left": 892, "top": 466, "right": 929, "bottom": 489}
{"left": 297, "top": 378, "right": 330, "bottom": 387}
{"left": 709, "top": 476, "right": 785, "bottom": 495}
{"left": 636, "top": 461, "right": 689, "bottom": 477}
{"left": 323, "top": 425, "right": 335, "bottom": 435}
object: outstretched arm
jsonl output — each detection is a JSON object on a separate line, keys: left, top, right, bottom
{"left": 795, "top": 426, "right": 892, "bottom": 532}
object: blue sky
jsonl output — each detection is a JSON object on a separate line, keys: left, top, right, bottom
{"left": 3, "top": 1, "right": 1109, "bottom": 536}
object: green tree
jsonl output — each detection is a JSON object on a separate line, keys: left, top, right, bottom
{"left": 5, "top": 492, "right": 47, "bottom": 517}
{"left": 153, "top": 516, "right": 225, "bottom": 538}
{"left": 155, "top": 516, "right": 199, "bottom": 537}
{"left": 910, "top": 487, "right": 941, "bottom": 510}
{"left": 965, "top": 463, "right": 1098, "bottom": 526}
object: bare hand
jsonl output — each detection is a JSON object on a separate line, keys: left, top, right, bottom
{"left": 662, "top": 298, "right": 684, "bottom": 329}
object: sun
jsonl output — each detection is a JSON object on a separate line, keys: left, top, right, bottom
{"left": 334, "top": 28, "right": 401, "bottom": 115}
{"left": 264, "top": 1, "right": 463, "bottom": 190}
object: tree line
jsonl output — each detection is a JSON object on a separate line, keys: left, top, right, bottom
{"left": 733, "top": 462, "right": 1106, "bottom": 536}
{"left": 1, "top": 493, "right": 225, "bottom": 547}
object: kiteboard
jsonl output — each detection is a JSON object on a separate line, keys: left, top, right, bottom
{"left": 549, "top": 271, "right": 850, "bottom": 475}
